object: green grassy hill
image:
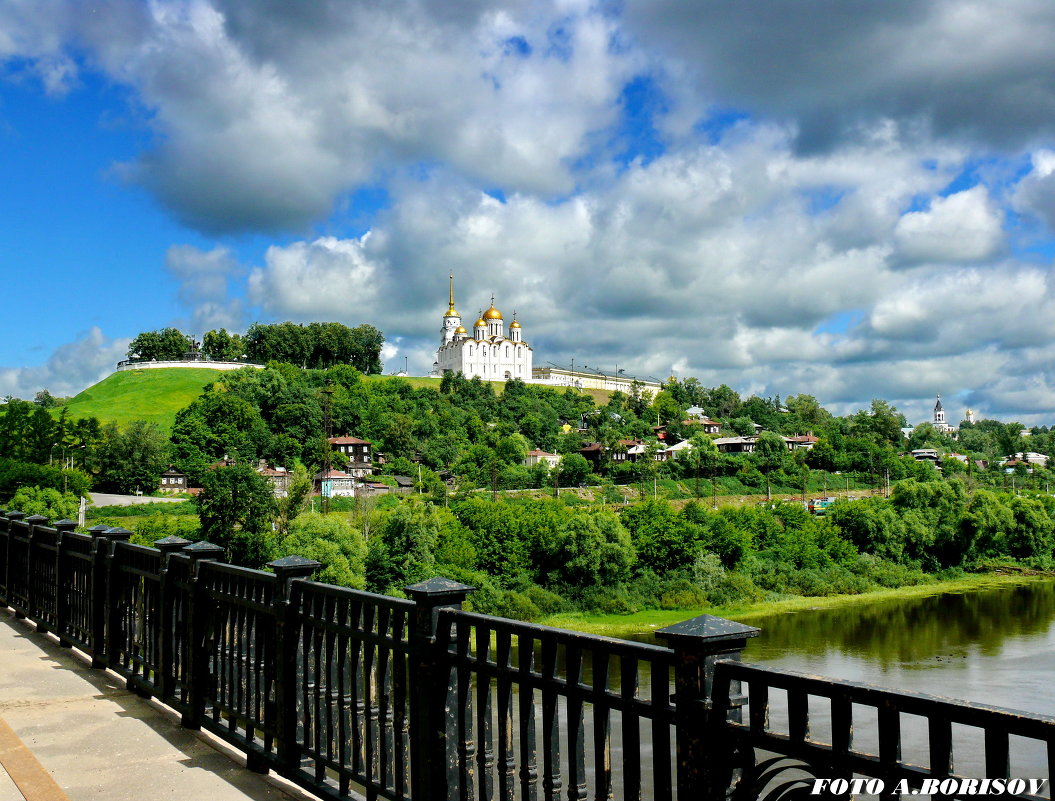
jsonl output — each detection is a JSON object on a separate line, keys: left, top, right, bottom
{"left": 61, "top": 368, "right": 614, "bottom": 434}
{"left": 60, "top": 368, "right": 225, "bottom": 433}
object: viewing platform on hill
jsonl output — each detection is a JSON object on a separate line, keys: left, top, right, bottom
{"left": 116, "top": 358, "right": 265, "bottom": 372}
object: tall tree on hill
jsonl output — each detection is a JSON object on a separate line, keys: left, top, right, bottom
{"left": 127, "top": 327, "right": 189, "bottom": 361}
{"left": 197, "top": 463, "right": 277, "bottom": 566}
{"left": 95, "top": 420, "right": 170, "bottom": 494}
{"left": 201, "top": 328, "right": 245, "bottom": 361}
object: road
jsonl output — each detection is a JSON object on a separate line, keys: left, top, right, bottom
{"left": 89, "top": 493, "right": 188, "bottom": 507}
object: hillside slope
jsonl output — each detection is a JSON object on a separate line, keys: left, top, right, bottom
{"left": 61, "top": 368, "right": 614, "bottom": 434}
{"left": 60, "top": 368, "right": 224, "bottom": 433}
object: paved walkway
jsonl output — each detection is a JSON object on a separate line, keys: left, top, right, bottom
{"left": 0, "top": 610, "right": 314, "bottom": 801}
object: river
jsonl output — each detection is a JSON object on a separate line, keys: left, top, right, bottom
{"left": 734, "top": 578, "right": 1055, "bottom": 783}
{"left": 740, "top": 578, "right": 1055, "bottom": 714}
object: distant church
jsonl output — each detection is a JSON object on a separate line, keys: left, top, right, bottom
{"left": 431, "top": 276, "right": 533, "bottom": 381}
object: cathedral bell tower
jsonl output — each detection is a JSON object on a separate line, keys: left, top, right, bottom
{"left": 440, "top": 273, "right": 462, "bottom": 346}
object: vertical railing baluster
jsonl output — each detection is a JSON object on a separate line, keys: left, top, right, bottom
{"left": 566, "top": 644, "right": 588, "bottom": 801}
{"left": 985, "top": 727, "right": 1010, "bottom": 779}
{"left": 392, "top": 609, "right": 409, "bottom": 801}
{"left": 831, "top": 692, "right": 854, "bottom": 768}
{"left": 540, "top": 637, "right": 561, "bottom": 801}
{"left": 476, "top": 623, "right": 494, "bottom": 801}
{"left": 496, "top": 630, "right": 516, "bottom": 801}
{"left": 456, "top": 620, "right": 477, "bottom": 801}
{"left": 592, "top": 650, "right": 613, "bottom": 801}
{"left": 363, "top": 603, "right": 378, "bottom": 787}
{"left": 378, "top": 605, "right": 393, "bottom": 792}
{"left": 620, "top": 655, "right": 641, "bottom": 801}
{"left": 351, "top": 599, "right": 365, "bottom": 778}
{"left": 650, "top": 661, "right": 672, "bottom": 801}
{"left": 788, "top": 687, "right": 809, "bottom": 743}
{"left": 749, "top": 683, "right": 769, "bottom": 733}
{"left": 336, "top": 597, "right": 351, "bottom": 797}
{"left": 519, "top": 635, "right": 539, "bottom": 801}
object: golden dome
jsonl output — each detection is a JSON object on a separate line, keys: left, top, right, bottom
{"left": 454, "top": 325, "right": 468, "bottom": 334}
{"left": 509, "top": 319, "right": 521, "bottom": 329}
{"left": 483, "top": 305, "right": 503, "bottom": 320}
{"left": 474, "top": 316, "right": 486, "bottom": 327}
{"left": 445, "top": 304, "right": 460, "bottom": 317}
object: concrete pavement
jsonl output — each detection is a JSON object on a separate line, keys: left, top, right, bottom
{"left": 0, "top": 610, "right": 314, "bottom": 801}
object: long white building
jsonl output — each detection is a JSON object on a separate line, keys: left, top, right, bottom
{"left": 432, "top": 276, "right": 533, "bottom": 381}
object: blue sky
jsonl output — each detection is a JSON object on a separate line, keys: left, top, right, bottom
{"left": 3, "top": 1, "right": 1055, "bottom": 425}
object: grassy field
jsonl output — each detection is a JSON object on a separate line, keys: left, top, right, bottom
{"left": 59, "top": 368, "right": 224, "bottom": 433}
{"left": 539, "top": 572, "right": 1054, "bottom": 638}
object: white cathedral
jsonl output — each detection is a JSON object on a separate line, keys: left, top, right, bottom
{"left": 431, "top": 276, "right": 533, "bottom": 381}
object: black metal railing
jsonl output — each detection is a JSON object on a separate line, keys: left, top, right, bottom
{"left": 2, "top": 508, "right": 1054, "bottom": 801}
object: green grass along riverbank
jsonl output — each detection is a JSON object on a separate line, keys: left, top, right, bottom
{"left": 539, "top": 570, "right": 1054, "bottom": 639}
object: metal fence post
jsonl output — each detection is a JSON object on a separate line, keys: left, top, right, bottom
{"left": 155, "top": 536, "right": 191, "bottom": 702}
{"left": 24, "top": 515, "right": 48, "bottom": 630}
{"left": 181, "top": 540, "right": 225, "bottom": 730}
{"left": 87, "top": 525, "right": 130, "bottom": 667}
{"left": 267, "top": 555, "right": 322, "bottom": 776}
{"left": 405, "top": 577, "right": 476, "bottom": 801}
{"left": 1, "top": 511, "right": 24, "bottom": 610}
{"left": 52, "top": 519, "right": 78, "bottom": 647}
{"left": 657, "top": 614, "right": 760, "bottom": 800}
{"left": 102, "top": 528, "right": 133, "bottom": 668}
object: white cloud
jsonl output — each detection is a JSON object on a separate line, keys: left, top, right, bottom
{"left": 248, "top": 235, "right": 383, "bottom": 321}
{"left": 0, "top": 327, "right": 130, "bottom": 400}
{"left": 893, "top": 187, "right": 1004, "bottom": 264}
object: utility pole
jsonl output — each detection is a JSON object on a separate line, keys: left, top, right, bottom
{"left": 321, "top": 384, "right": 334, "bottom": 514}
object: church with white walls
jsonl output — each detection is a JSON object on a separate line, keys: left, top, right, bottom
{"left": 431, "top": 276, "right": 533, "bottom": 381}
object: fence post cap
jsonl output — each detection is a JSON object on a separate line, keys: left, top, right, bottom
{"left": 86, "top": 524, "right": 111, "bottom": 536}
{"left": 267, "top": 554, "right": 323, "bottom": 578}
{"left": 103, "top": 527, "right": 133, "bottom": 540}
{"left": 155, "top": 535, "right": 192, "bottom": 553}
{"left": 404, "top": 576, "right": 475, "bottom": 603}
{"left": 25, "top": 514, "right": 49, "bottom": 525}
{"left": 182, "top": 540, "right": 225, "bottom": 560}
{"left": 656, "top": 614, "right": 760, "bottom": 650}
{"left": 5, "top": 511, "right": 26, "bottom": 521}
{"left": 53, "top": 519, "right": 78, "bottom": 531}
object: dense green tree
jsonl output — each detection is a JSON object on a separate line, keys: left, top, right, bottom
{"left": 201, "top": 328, "right": 245, "bottom": 361}
{"left": 96, "top": 420, "right": 170, "bottom": 494}
{"left": 196, "top": 463, "right": 277, "bottom": 566}
{"left": 558, "top": 453, "right": 592, "bottom": 487}
{"left": 9, "top": 487, "right": 79, "bottom": 520}
{"left": 127, "top": 327, "right": 189, "bottom": 361}
{"left": 274, "top": 512, "right": 367, "bottom": 588}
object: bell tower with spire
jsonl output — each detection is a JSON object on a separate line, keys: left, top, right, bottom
{"left": 440, "top": 273, "right": 462, "bottom": 346}
{"left": 933, "top": 394, "right": 948, "bottom": 431}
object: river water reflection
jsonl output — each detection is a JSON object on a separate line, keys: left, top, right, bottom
{"left": 738, "top": 578, "right": 1055, "bottom": 717}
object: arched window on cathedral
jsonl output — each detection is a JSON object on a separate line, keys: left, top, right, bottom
{"left": 505, "top": 346, "right": 509, "bottom": 357}
{"left": 468, "top": 345, "right": 473, "bottom": 355}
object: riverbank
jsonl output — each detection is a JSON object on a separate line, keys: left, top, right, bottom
{"left": 539, "top": 569, "right": 1055, "bottom": 639}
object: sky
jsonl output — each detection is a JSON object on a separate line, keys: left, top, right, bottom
{"left": 3, "top": 1, "right": 1055, "bottom": 426}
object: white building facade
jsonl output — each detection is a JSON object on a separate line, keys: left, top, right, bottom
{"left": 432, "top": 276, "right": 533, "bottom": 381}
